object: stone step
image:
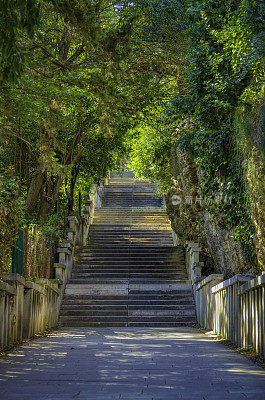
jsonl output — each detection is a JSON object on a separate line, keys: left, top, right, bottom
{"left": 93, "top": 216, "right": 168, "bottom": 220}
{"left": 89, "top": 235, "right": 172, "bottom": 239}
{"left": 72, "top": 265, "right": 186, "bottom": 271}
{"left": 68, "top": 276, "right": 187, "bottom": 282}
{"left": 89, "top": 238, "right": 173, "bottom": 242}
{"left": 102, "top": 198, "right": 161, "bottom": 202}
{"left": 88, "top": 242, "right": 174, "bottom": 246}
{"left": 102, "top": 204, "right": 163, "bottom": 207}
{"left": 71, "top": 266, "right": 186, "bottom": 270}
{"left": 62, "top": 292, "right": 194, "bottom": 300}
{"left": 88, "top": 231, "right": 172, "bottom": 236}
{"left": 102, "top": 191, "right": 159, "bottom": 194}
{"left": 94, "top": 210, "right": 168, "bottom": 213}
{"left": 75, "top": 256, "right": 184, "bottom": 262}
{"left": 69, "top": 278, "right": 187, "bottom": 283}
{"left": 59, "top": 315, "right": 196, "bottom": 324}
{"left": 90, "top": 226, "right": 171, "bottom": 230}
{"left": 77, "top": 246, "right": 183, "bottom": 253}
{"left": 77, "top": 255, "right": 183, "bottom": 259}
{"left": 102, "top": 192, "right": 159, "bottom": 195}
{"left": 60, "top": 309, "right": 196, "bottom": 317}
{"left": 87, "top": 244, "right": 174, "bottom": 248}
{"left": 72, "top": 263, "right": 185, "bottom": 268}
{"left": 76, "top": 253, "right": 184, "bottom": 258}
{"left": 94, "top": 213, "right": 168, "bottom": 216}
{"left": 60, "top": 303, "right": 194, "bottom": 310}
{"left": 88, "top": 237, "right": 173, "bottom": 242}
{"left": 91, "top": 225, "right": 170, "bottom": 228}
{"left": 62, "top": 298, "right": 194, "bottom": 305}
{"left": 71, "top": 269, "right": 186, "bottom": 274}
{"left": 70, "top": 271, "right": 187, "bottom": 276}
{"left": 94, "top": 216, "right": 168, "bottom": 218}
{"left": 74, "top": 255, "right": 184, "bottom": 260}
{"left": 74, "top": 265, "right": 184, "bottom": 269}
{"left": 62, "top": 303, "right": 195, "bottom": 310}
{"left": 59, "top": 321, "right": 196, "bottom": 327}
{"left": 65, "top": 282, "right": 192, "bottom": 295}
{"left": 68, "top": 279, "right": 187, "bottom": 285}
{"left": 77, "top": 261, "right": 182, "bottom": 265}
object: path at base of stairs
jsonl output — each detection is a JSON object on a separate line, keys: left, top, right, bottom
{"left": 0, "top": 327, "right": 265, "bottom": 400}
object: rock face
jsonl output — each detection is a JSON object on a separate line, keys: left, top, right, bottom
{"left": 203, "top": 212, "right": 250, "bottom": 276}
{"left": 165, "top": 147, "right": 252, "bottom": 277}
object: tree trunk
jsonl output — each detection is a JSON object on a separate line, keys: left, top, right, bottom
{"left": 25, "top": 168, "right": 45, "bottom": 217}
{"left": 68, "top": 163, "right": 81, "bottom": 215}
{"left": 38, "top": 175, "right": 64, "bottom": 219}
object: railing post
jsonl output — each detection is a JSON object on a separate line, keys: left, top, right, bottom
{"left": 185, "top": 242, "right": 204, "bottom": 294}
{"left": 0, "top": 281, "right": 16, "bottom": 348}
{"left": 196, "top": 274, "right": 224, "bottom": 330}
{"left": 212, "top": 274, "right": 254, "bottom": 343}
{"left": 2, "top": 273, "right": 25, "bottom": 345}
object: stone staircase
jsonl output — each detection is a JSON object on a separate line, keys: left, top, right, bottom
{"left": 59, "top": 170, "right": 196, "bottom": 327}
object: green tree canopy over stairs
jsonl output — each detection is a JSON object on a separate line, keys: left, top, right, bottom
{"left": 60, "top": 170, "right": 196, "bottom": 327}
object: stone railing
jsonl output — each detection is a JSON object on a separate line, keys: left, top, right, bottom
{"left": 185, "top": 241, "right": 265, "bottom": 359}
{"left": 211, "top": 274, "right": 254, "bottom": 345}
{"left": 0, "top": 274, "right": 60, "bottom": 349}
{"left": 195, "top": 274, "right": 224, "bottom": 331}
{"left": 0, "top": 176, "right": 109, "bottom": 350}
{"left": 185, "top": 242, "right": 204, "bottom": 295}
{"left": 237, "top": 274, "right": 265, "bottom": 357}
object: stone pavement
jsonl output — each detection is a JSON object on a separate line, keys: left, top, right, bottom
{"left": 0, "top": 327, "right": 264, "bottom": 400}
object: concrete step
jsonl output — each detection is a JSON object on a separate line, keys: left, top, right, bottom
{"left": 65, "top": 282, "right": 192, "bottom": 295}
{"left": 74, "top": 256, "right": 184, "bottom": 261}
{"left": 62, "top": 292, "right": 194, "bottom": 300}
{"left": 88, "top": 242, "right": 174, "bottom": 246}
{"left": 59, "top": 321, "right": 196, "bottom": 327}
{"left": 77, "top": 246, "right": 183, "bottom": 253}
{"left": 60, "top": 303, "right": 194, "bottom": 310}
{"left": 71, "top": 269, "right": 186, "bottom": 274}
{"left": 60, "top": 309, "right": 196, "bottom": 317}
{"left": 75, "top": 256, "right": 184, "bottom": 262}
{"left": 70, "top": 272, "right": 187, "bottom": 277}
{"left": 59, "top": 315, "right": 196, "bottom": 325}
{"left": 61, "top": 299, "right": 195, "bottom": 307}
{"left": 68, "top": 279, "right": 188, "bottom": 285}
{"left": 74, "top": 260, "right": 185, "bottom": 265}
{"left": 88, "top": 237, "right": 173, "bottom": 241}
{"left": 93, "top": 210, "right": 167, "bottom": 214}
{"left": 76, "top": 253, "right": 184, "bottom": 259}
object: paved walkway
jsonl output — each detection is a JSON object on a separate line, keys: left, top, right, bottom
{"left": 0, "top": 328, "right": 264, "bottom": 400}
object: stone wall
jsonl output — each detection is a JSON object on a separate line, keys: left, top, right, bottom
{"left": 166, "top": 147, "right": 252, "bottom": 277}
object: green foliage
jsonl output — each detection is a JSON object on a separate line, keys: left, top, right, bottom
{"left": 126, "top": 0, "right": 263, "bottom": 265}
{"left": 0, "top": 0, "right": 264, "bottom": 271}
{"left": 0, "top": 175, "right": 25, "bottom": 273}
{"left": 37, "top": 213, "right": 63, "bottom": 244}
{"left": 0, "top": 0, "right": 40, "bottom": 82}
{"left": 178, "top": 0, "right": 262, "bottom": 262}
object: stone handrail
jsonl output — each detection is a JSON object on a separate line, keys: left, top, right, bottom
{"left": 211, "top": 274, "right": 254, "bottom": 345}
{"left": 185, "top": 240, "right": 265, "bottom": 358}
{"left": 195, "top": 274, "right": 224, "bottom": 330}
{"left": 194, "top": 271, "right": 265, "bottom": 359}
{"left": 237, "top": 273, "right": 265, "bottom": 357}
